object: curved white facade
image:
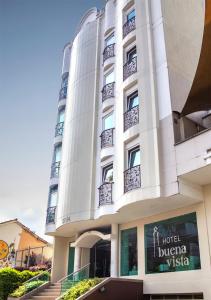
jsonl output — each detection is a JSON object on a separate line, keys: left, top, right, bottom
{"left": 45, "top": 1, "right": 211, "bottom": 299}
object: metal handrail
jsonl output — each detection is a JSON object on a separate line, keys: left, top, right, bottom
{"left": 98, "top": 181, "right": 114, "bottom": 187}
{"left": 100, "top": 127, "right": 115, "bottom": 137}
{"left": 58, "top": 263, "right": 90, "bottom": 283}
{"left": 24, "top": 267, "right": 52, "bottom": 284}
{"left": 101, "top": 81, "right": 115, "bottom": 93}
{"left": 103, "top": 43, "right": 115, "bottom": 55}
{"left": 124, "top": 164, "right": 141, "bottom": 173}
{"left": 123, "top": 56, "right": 137, "bottom": 69}
{"left": 124, "top": 104, "right": 139, "bottom": 115}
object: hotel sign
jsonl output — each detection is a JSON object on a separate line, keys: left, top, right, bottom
{"left": 145, "top": 212, "right": 201, "bottom": 273}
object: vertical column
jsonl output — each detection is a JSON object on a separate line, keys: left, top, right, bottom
{"left": 110, "top": 223, "right": 119, "bottom": 277}
{"left": 74, "top": 247, "right": 81, "bottom": 272}
{"left": 51, "top": 237, "right": 69, "bottom": 282}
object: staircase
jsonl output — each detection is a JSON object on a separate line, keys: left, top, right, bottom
{"left": 24, "top": 264, "right": 90, "bottom": 300}
{"left": 27, "top": 283, "right": 61, "bottom": 300}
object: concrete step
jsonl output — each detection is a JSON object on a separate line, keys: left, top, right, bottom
{"left": 37, "top": 290, "right": 60, "bottom": 296}
{"left": 43, "top": 288, "right": 61, "bottom": 293}
{"left": 30, "top": 296, "right": 56, "bottom": 300}
{"left": 38, "top": 291, "right": 60, "bottom": 296}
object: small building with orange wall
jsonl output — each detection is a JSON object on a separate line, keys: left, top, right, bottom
{"left": 0, "top": 219, "right": 52, "bottom": 269}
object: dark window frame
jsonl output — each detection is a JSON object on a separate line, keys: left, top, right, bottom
{"left": 127, "top": 90, "right": 139, "bottom": 111}
{"left": 102, "top": 163, "right": 113, "bottom": 183}
{"left": 128, "top": 146, "right": 140, "bottom": 169}
{"left": 126, "top": 46, "right": 137, "bottom": 62}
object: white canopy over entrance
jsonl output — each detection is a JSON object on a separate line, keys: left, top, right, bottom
{"left": 71, "top": 230, "right": 111, "bottom": 248}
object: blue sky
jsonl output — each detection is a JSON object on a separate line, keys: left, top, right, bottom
{"left": 0, "top": 0, "right": 105, "bottom": 240}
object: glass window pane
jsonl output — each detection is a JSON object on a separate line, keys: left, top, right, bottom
{"left": 128, "top": 92, "right": 139, "bottom": 110}
{"left": 105, "top": 33, "right": 115, "bottom": 46}
{"left": 54, "top": 145, "right": 62, "bottom": 162}
{"left": 127, "top": 47, "right": 137, "bottom": 62}
{"left": 58, "top": 109, "right": 65, "bottom": 123}
{"left": 103, "top": 165, "right": 113, "bottom": 182}
{"left": 129, "top": 148, "right": 140, "bottom": 168}
{"left": 105, "top": 72, "right": 114, "bottom": 84}
{"left": 120, "top": 227, "right": 138, "bottom": 276}
{"left": 127, "top": 9, "right": 135, "bottom": 21}
{"left": 49, "top": 187, "right": 57, "bottom": 207}
{"left": 145, "top": 212, "right": 201, "bottom": 274}
{"left": 103, "top": 113, "right": 114, "bottom": 130}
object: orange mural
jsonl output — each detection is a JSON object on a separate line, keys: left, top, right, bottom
{"left": 0, "top": 240, "right": 9, "bottom": 260}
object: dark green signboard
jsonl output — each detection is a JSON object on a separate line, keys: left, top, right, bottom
{"left": 145, "top": 212, "right": 201, "bottom": 274}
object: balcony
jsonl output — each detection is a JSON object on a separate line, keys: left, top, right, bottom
{"left": 124, "top": 105, "right": 139, "bottom": 131}
{"left": 173, "top": 111, "right": 211, "bottom": 144}
{"left": 123, "top": 16, "right": 136, "bottom": 38}
{"left": 98, "top": 182, "right": 113, "bottom": 206}
{"left": 55, "top": 122, "right": 64, "bottom": 137}
{"left": 123, "top": 57, "right": 137, "bottom": 81}
{"left": 124, "top": 165, "right": 141, "bottom": 193}
{"left": 46, "top": 206, "right": 56, "bottom": 224}
{"left": 51, "top": 161, "right": 60, "bottom": 178}
{"left": 100, "top": 128, "right": 114, "bottom": 148}
{"left": 102, "top": 82, "right": 115, "bottom": 102}
{"left": 103, "top": 43, "right": 115, "bottom": 62}
{"left": 59, "top": 86, "right": 67, "bottom": 100}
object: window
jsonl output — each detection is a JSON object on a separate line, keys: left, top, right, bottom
{"left": 127, "top": 9, "right": 135, "bottom": 21}
{"left": 48, "top": 186, "right": 58, "bottom": 207}
{"left": 127, "top": 46, "right": 137, "bottom": 62}
{"left": 120, "top": 227, "right": 138, "bottom": 276}
{"left": 105, "top": 32, "right": 115, "bottom": 46}
{"left": 127, "top": 91, "right": 139, "bottom": 110}
{"left": 57, "top": 109, "right": 65, "bottom": 123}
{"left": 102, "top": 164, "right": 113, "bottom": 183}
{"left": 105, "top": 71, "right": 114, "bottom": 85}
{"left": 103, "top": 113, "right": 114, "bottom": 130}
{"left": 53, "top": 144, "right": 62, "bottom": 162}
{"left": 128, "top": 146, "right": 140, "bottom": 168}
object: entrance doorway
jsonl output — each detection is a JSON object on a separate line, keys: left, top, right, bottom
{"left": 89, "top": 240, "right": 111, "bottom": 278}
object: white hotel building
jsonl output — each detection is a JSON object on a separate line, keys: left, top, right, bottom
{"left": 45, "top": 0, "right": 211, "bottom": 299}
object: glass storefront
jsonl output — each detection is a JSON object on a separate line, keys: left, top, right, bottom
{"left": 120, "top": 227, "right": 138, "bottom": 276}
{"left": 145, "top": 212, "right": 201, "bottom": 274}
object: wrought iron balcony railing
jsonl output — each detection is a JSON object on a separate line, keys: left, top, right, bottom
{"left": 59, "top": 86, "right": 67, "bottom": 100}
{"left": 124, "top": 165, "right": 141, "bottom": 193}
{"left": 103, "top": 43, "right": 115, "bottom": 62}
{"left": 102, "top": 82, "right": 115, "bottom": 102}
{"left": 51, "top": 161, "right": 61, "bottom": 178}
{"left": 55, "top": 122, "right": 64, "bottom": 137}
{"left": 124, "top": 105, "right": 139, "bottom": 131}
{"left": 98, "top": 182, "right": 113, "bottom": 206}
{"left": 123, "top": 16, "right": 136, "bottom": 38}
{"left": 46, "top": 206, "right": 56, "bottom": 224}
{"left": 123, "top": 56, "right": 137, "bottom": 80}
{"left": 100, "top": 128, "right": 114, "bottom": 148}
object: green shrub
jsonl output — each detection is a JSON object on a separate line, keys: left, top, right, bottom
{"left": 0, "top": 268, "right": 44, "bottom": 300}
{"left": 36, "top": 271, "right": 50, "bottom": 281}
{"left": 25, "top": 280, "right": 45, "bottom": 293}
{"left": 10, "top": 280, "right": 45, "bottom": 298}
{"left": 10, "top": 286, "right": 26, "bottom": 298}
{"left": 0, "top": 268, "right": 21, "bottom": 300}
{"left": 18, "top": 270, "right": 40, "bottom": 283}
{"left": 61, "top": 278, "right": 102, "bottom": 300}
